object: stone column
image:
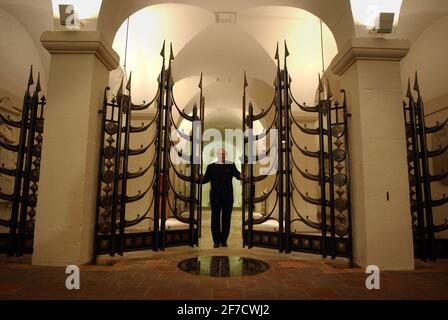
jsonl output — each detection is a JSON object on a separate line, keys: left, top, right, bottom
{"left": 32, "top": 31, "right": 119, "bottom": 266}
{"left": 330, "top": 37, "right": 414, "bottom": 270}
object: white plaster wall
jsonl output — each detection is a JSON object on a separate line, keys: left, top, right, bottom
{"left": 400, "top": 16, "right": 448, "bottom": 240}
{"left": 401, "top": 16, "right": 448, "bottom": 104}
{"left": 0, "top": 9, "right": 47, "bottom": 98}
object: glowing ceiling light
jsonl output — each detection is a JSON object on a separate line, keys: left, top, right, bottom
{"left": 52, "top": 0, "right": 102, "bottom": 20}
{"left": 350, "top": 0, "right": 402, "bottom": 32}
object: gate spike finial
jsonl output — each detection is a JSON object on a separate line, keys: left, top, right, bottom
{"left": 406, "top": 78, "right": 412, "bottom": 98}
{"left": 117, "top": 75, "right": 124, "bottom": 96}
{"left": 325, "top": 77, "right": 333, "bottom": 99}
{"left": 318, "top": 73, "right": 324, "bottom": 93}
{"left": 413, "top": 71, "right": 420, "bottom": 92}
{"left": 274, "top": 42, "right": 279, "bottom": 61}
{"left": 126, "top": 71, "right": 132, "bottom": 92}
{"left": 169, "top": 42, "right": 175, "bottom": 61}
{"left": 244, "top": 70, "right": 248, "bottom": 88}
{"left": 28, "top": 65, "right": 34, "bottom": 87}
{"left": 340, "top": 89, "right": 347, "bottom": 107}
{"left": 35, "top": 72, "right": 41, "bottom": 93}
{"left": 198, "top": 72, "right": 203, "bottom": 89}
{"left": 284, "top": 40, "right": 290, "bottom": 58}
{"left": 160, "top": 40, "right": 166, "bottom": 58}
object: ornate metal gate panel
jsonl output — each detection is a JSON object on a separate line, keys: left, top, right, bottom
{"left": 243, "top": 43, "right": 352, "bottom": 262}
{"left": 94, "top": 43, "right": 202, "bottom": 259}
{"left": 0, "top": 67, "right": 46, "bottom": 256}
{"left": 403, "top": 73, "right": 448, "bottom": 261}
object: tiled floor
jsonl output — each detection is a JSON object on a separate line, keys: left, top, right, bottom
{"left": 1, "top": 210, "right": 448, "bottom": 300}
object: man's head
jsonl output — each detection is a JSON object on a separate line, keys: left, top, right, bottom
{"left": 217, "top": 148, "right": 226, "bottom": 163}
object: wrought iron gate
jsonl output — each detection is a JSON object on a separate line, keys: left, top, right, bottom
{"left": 94, "top": 43, "right": 203, "bottom": 259}
{"left": 0, "top": 67, "right": 46, "bottom": 256}
{"left": 403, "top": 73, "right": 448, "bottom": 261}
{"left": 243, "top": 43, "right": 353, "bottom": 262}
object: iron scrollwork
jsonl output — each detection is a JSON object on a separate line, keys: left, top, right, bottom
{"left": 403, "top": 73, "right": 448, "bottom": 261}
{"left": 94, "top": 42, "right": 204, "bottom": 260}
{"left": 243, "top": 42, "right": 353, "bottom": 263}
{"left": 0, "top": 66, "right": 46, "bottom": 256}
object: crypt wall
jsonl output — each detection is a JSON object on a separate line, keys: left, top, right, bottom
{"left": 400, "top": 15, "right": 448, "bottom": 239}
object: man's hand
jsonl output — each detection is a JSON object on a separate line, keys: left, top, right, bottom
{"left": 196, "top": 174, "right": 204, "bottom": 184}
{"left": 240, "top": 171, "right": 246, "bottom": 180}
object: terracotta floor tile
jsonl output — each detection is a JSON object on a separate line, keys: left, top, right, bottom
{"left": 274, "top": 288, "right": 310, "bottom": 300}
{"left": 177, "top": 288, "right": 213, "bottom": 300}
{"left": 1, "top": 212, "right": 447, "bottom": 300}
{"left": 213, "top": 288, "right": 243, "bottom": 299}
{"left": 243, "top": 288, "right": 279, "bottom": 300}
{"left": 145, "top": 287, "right": 179, "bottom": 299}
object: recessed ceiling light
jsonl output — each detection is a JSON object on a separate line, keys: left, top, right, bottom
{"left": 215, "top": 12, "right": 237, "bottom": 24}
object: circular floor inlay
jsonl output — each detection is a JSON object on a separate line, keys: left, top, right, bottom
{"left": 177, "top": 256, "right": 269, "bottom": 277}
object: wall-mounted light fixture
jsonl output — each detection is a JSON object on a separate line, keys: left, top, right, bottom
{"left": 350, "top": 0, "right": 402, "bottom": 35}
{"left": 376, "top": 12, "right": 395, "bottom": 33}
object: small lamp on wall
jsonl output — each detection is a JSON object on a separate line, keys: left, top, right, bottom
{"left": 58, "top": 4, "right": 81, "bottom": 30}
{"left": 377, "top": 12, "right": 395, "bottom": 33}
{"left": 370, "top": 12, "right": 395, "bottom": 34}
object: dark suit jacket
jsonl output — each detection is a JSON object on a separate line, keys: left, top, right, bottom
{"left": 202, "top": 162, "right": 241, "bottom": 204}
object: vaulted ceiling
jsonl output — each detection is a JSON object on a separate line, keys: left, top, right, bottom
{"left": 1, "top": 0, "right": 448, "bottom": 124}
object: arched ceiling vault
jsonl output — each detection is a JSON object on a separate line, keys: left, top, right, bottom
{"left": 398, "top": 0, "right": 448, "bottom": 44}
{"left": 110, "top": 3, "right": 339, "bottom": 108}
{"left": 98, "top": 0, "right": 354, "bottom": 50}
{"left": 171, "top": 76, "right": 273, "bottom": 130}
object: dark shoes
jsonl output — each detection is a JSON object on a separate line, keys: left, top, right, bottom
{"left": 213, "top": 242, "right": 228, "bottom": 248}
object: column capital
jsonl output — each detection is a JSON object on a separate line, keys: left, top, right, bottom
{"left": 330, "top": 37, "right": 410, "bottom": 76}
{"left": 41, "top": 31, "right": 120, "bottom": 71}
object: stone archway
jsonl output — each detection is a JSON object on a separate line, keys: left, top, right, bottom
{"left": 97, "top": 0, "right": 355, "bottom": 50}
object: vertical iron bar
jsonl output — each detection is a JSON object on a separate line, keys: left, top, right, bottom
{"left": 248, "top": 103, "right": 254, "bottom": 249}
{"left": 160, "top": 56, "right": 173, "bottom": 251}
{"left": 189, "top": 105, "right": 198, "bottom": 247}
{"left": 119, "top": 94, "right": 132, "bottom": 255}
{"left": 342, "top": 90, "right": 353, "bottom": 266}
{"left": 416, "top": 95, "right": 435, "bottom": 261}
{"left": 153, "top": 60, "right": 166, "bottom": 252}
{"left": 283, "top": 61, "right": 292, "bottom": 254}
{"left": 326, "top": 101, "right": 336, "bottom": 259}
{"left": 407, "top": 96, "right": 426, "bottom": 261}
{"left": 198, "top": 78, "right": 204, "bottom": 242}
{"left": 16, "top": 84, "right": 40, "bottom": 256}
{"left": 318, "top": 99, "right": 327, "bottom": 258}
{"left": 276, "top": 66, "right": 284, "bottom": 253}
{"left": 110, "top": 92, "right": 124, "bottom": 256}
{"left": 8, "top": 74, "right": 32, "bottom": 256}
{"left": 93, "top": 87, "right": 110, "bottom": 262}
{"left": 242, "top": 73, "right": 247, "bottom": 248}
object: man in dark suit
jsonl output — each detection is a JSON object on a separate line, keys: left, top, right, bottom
{"left": 199, "top": 148, "right": 244, "bottom": 248}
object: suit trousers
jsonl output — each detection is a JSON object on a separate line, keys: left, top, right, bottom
{"left": 210, "top": 198, "right": 233, "bottom": 245}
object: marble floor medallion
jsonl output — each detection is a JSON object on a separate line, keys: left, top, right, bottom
{"left": 177, "top": 256, "right": 269, "bottom": 277}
